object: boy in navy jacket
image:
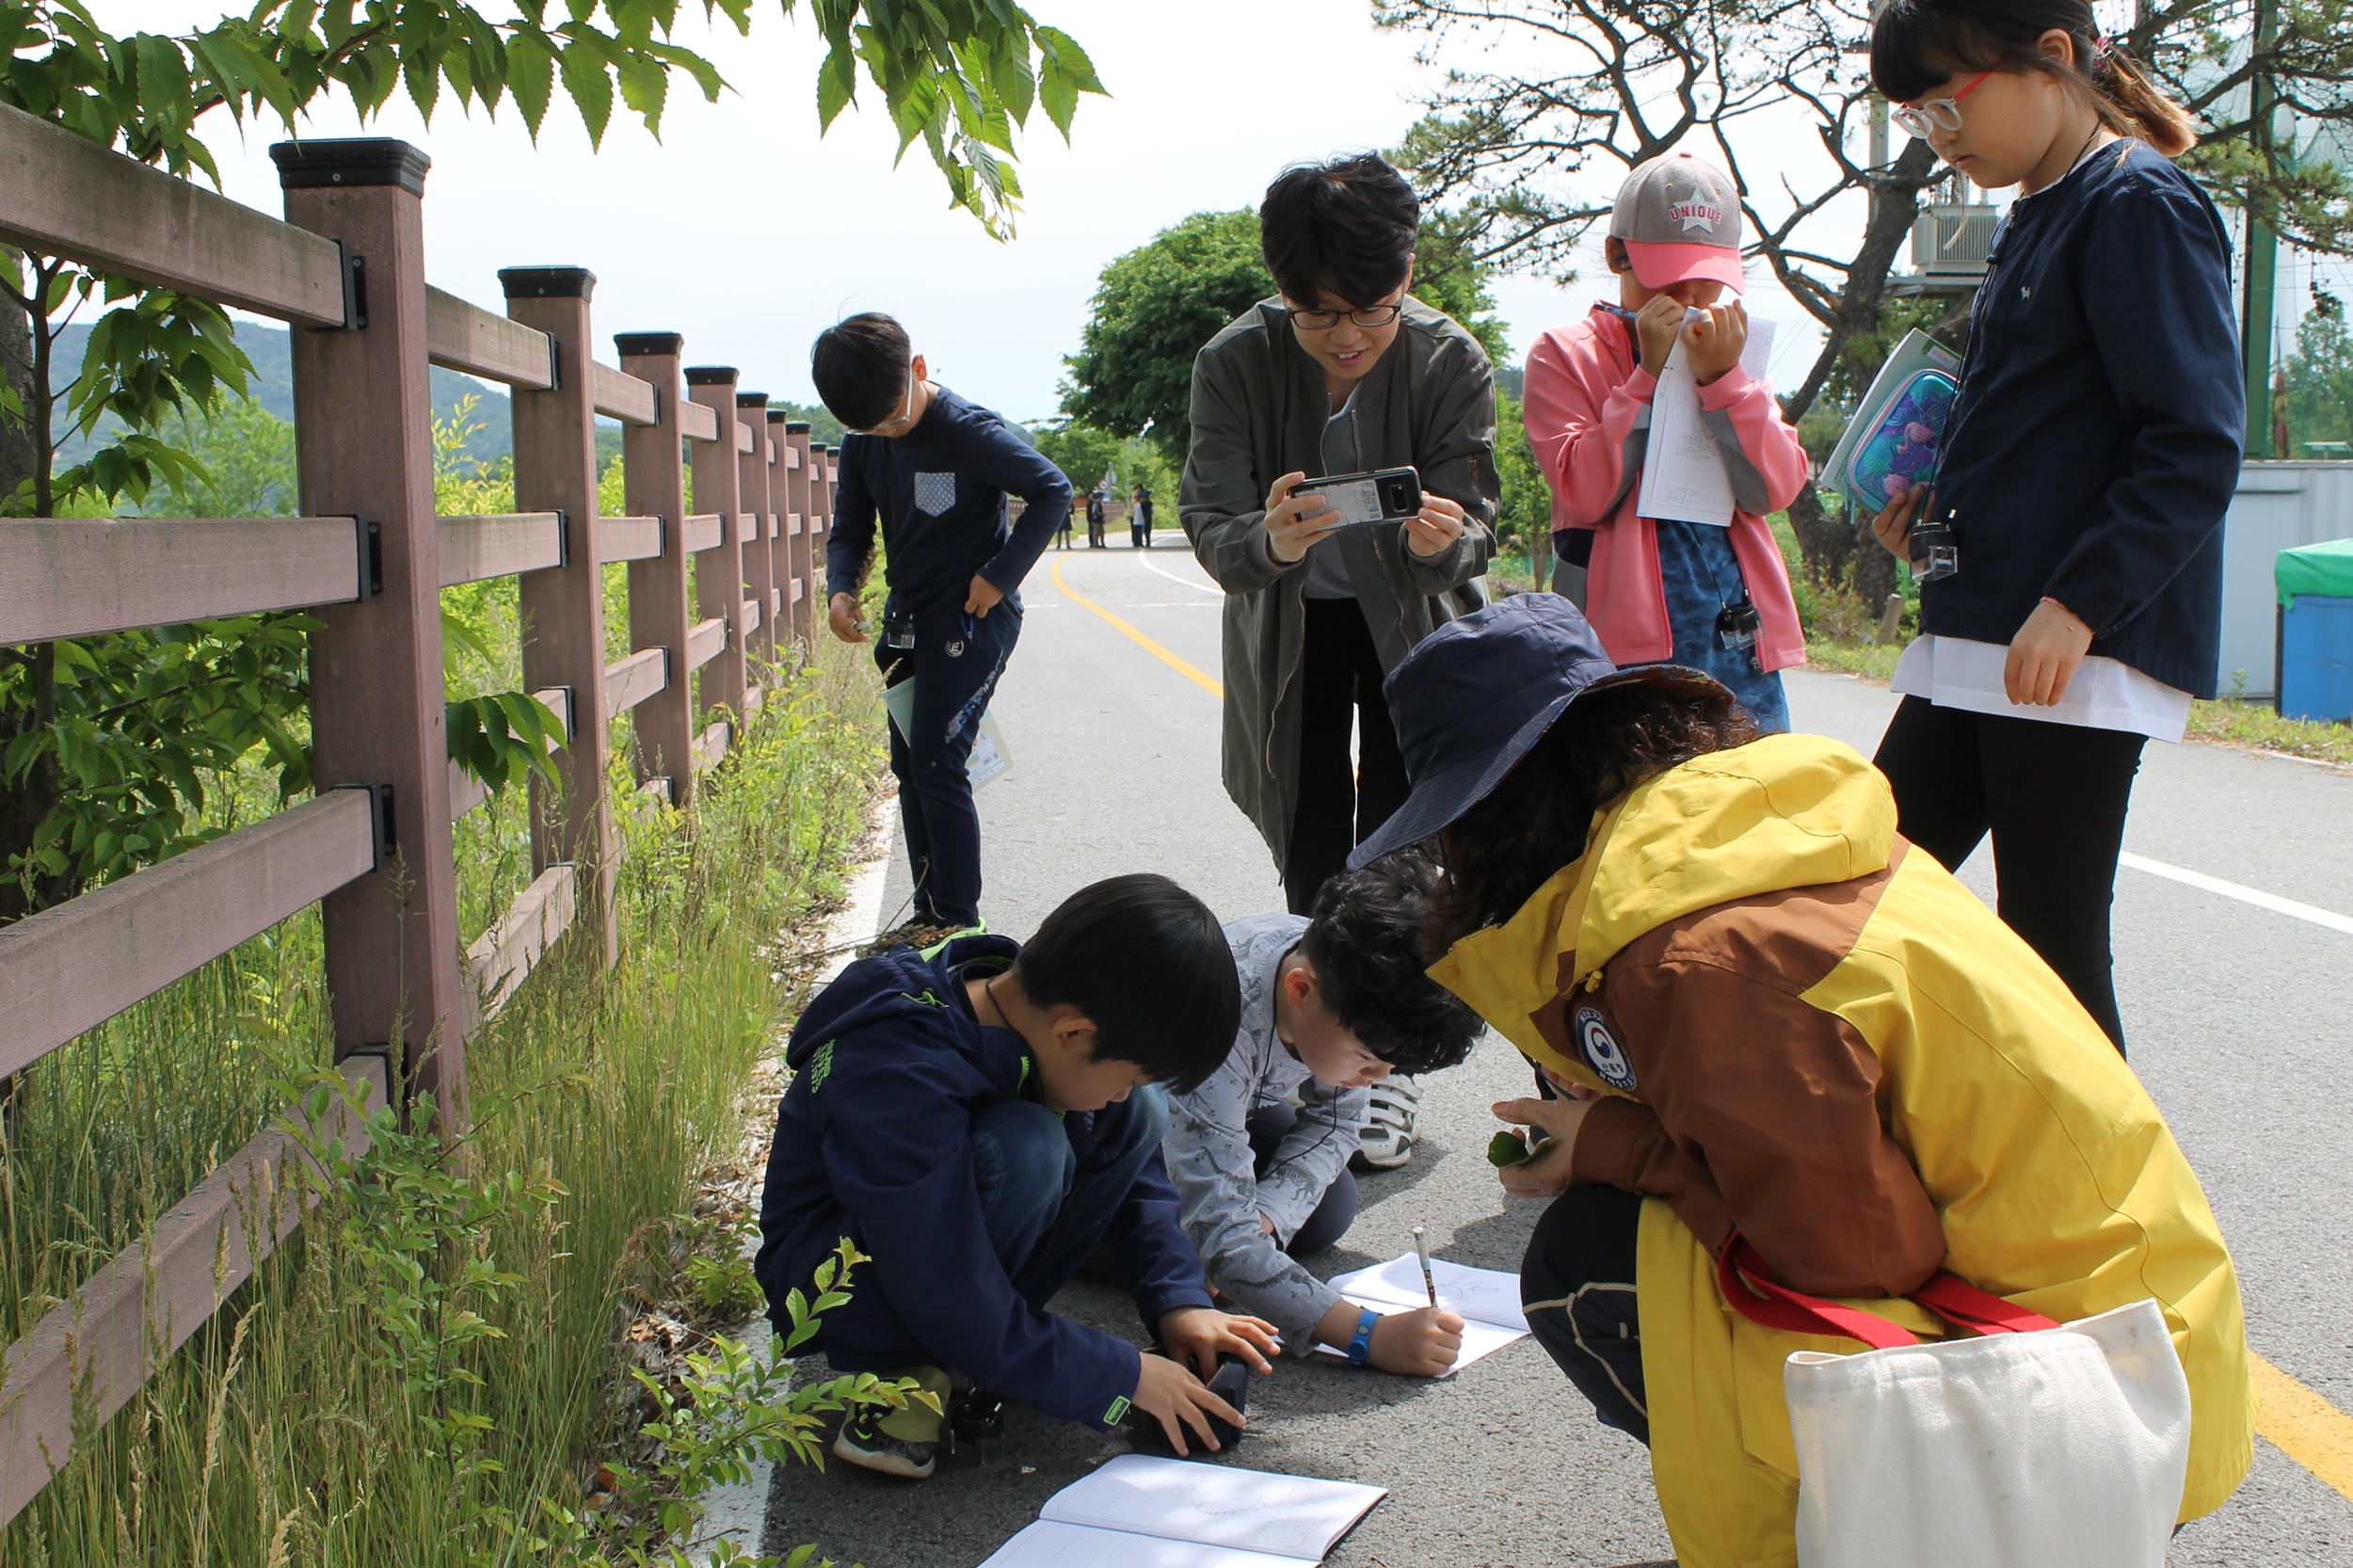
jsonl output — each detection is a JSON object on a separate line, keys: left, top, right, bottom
{"left": 756, "top": 874, "right": 1280, "bottom": 1479}
{"left": 815, "top": 312, "right": 1073, "bottom": 943}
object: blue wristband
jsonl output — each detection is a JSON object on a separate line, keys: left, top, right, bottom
{"left": 1345, "top": 1306, "right": 1379, "bottom": 1366}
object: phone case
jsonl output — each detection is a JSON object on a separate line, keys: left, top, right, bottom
{"left": 1841, "top": 369, "right": 1957, "bottom": 520}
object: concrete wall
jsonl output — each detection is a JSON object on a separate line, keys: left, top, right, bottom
{"left": 2219, "top": 462, "right": 2353, "bottom": 696}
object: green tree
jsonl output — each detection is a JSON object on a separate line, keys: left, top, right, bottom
{"left": 153, "top": 398, "right": 299, "bottom": 517}
{"left": 2284, "top": 287, "right": 2353, "bottom": 452}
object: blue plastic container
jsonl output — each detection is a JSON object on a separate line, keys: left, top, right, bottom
{"left": 2279, "top": 594, "right": 2353, "bottom": 723}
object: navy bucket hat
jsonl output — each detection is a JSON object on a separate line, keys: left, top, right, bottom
{"left": 1346, "top": 595, "right": 1729, "bottom": 871}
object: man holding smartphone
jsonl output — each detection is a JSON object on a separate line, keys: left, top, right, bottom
{"left": 1181, "top": 153, "right": 1498, "bottom": 1169}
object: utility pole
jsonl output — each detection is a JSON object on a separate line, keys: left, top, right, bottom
{"left": 2243, "top": 0, "right": 2280, "bottom": 457}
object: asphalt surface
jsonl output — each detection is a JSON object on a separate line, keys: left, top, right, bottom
{"left": 762, "top": 536, "right": 2353, "bottom": 1568}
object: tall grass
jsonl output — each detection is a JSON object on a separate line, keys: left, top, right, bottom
{"left": 0, "top": 637, "right": 885, "bottom": 1566}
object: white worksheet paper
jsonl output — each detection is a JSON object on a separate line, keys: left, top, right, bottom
{"left": 990, "top": 1454, "right": 1384, "bottom": 1564}
{"left": 977, "top": 1519, "right": 1318, "bottom": 1568}
{"left": 1315, "top": 1253, "right": 1531, "bottom": 1374}
{"left": 1633, "top": 313, "right": 1777, "bottom": 527}
{"left": 882, "top": 680, "right": 1013, "bottom": 789}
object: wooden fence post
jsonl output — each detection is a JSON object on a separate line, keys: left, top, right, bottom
{"left": 811, "top": 442, "right": 835, "bottom": 584}
{"left": 272, "top": 138, "right": 467, "bottom": 1131}
{"left": 685, "top": 366, "right": 746, "bottom": 737}
{"left": 734, "top": 390, "right": 776, "bottom": 682}
{"left": 615, "top": 331, "right": 696, "bottom": 808}
{"left": 500, "top": 266, "right": 617, "bottom": 968}
{"left": 771, "top": 410, "right": 804, "bottom": 648}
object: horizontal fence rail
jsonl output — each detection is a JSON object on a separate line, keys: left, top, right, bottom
{"left": 0, "top": 1052, "right": 387, "bottom": 1529}
{"left": 0, "top": 104, "right": 347, "bottom": 327}
{"left": 597, "top": 515, "right": 663, "bottom": 563}
{"left": 437, "top": 511, "right": 565, "bottom": 586}
{"left": 0, "top": 516, "right": 364, "bottom": 643}
{"left": 0, "top": 790, "right": 379, "bottom": 1080}
{"left": 425, "top": 284, "right": 554, "bottom": 389}
{"left": 683, "top": 513, "right": 725, "bottom": 553}
{"left": 679, "top": 400, "right": 720, "bottom": 443}
{"left": 603, "top": 647, "right": 668, "bottom": 721}
{"left": 464, "top": 864, "right": 577, "bottom": 1032}
{"left": 686, "top": 616, "right": 727, "bottom": 670}
{"left": 591, "top": 362, "right": 658, "bottom": 426}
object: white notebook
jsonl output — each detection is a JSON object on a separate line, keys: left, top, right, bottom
{"left": 1634, "top": 312, "right": 1778, "bottom": 527}
{"left": 976, "top": 1454, "right": 1386, "bottom": 1568}
{"left": 1317, "top": 1252, "right": 1531, "bottom": 1374}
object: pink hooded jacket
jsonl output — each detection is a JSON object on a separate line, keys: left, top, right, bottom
{"left": 1523, "top": 306, "right": 1809, "bottom": 671}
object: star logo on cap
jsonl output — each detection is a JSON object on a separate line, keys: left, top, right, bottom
{"left": 1681, "top": 210, "right": 1715, "bottom": 232}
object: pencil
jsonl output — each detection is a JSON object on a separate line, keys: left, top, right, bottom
{"left": 1412, "top": 1225, "right": 1436, "bottom": 1306}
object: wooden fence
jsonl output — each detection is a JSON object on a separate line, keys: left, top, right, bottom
{"left": 0, "top": 106, "right": 840, "bottom": 1526}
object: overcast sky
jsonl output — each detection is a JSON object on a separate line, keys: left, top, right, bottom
{"left": 104, "top": 1, "right": 1913, "bottom": 420}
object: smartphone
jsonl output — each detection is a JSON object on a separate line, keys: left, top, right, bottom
{"left": 1294, "top": 467, "right": 1423, "bottom": 527}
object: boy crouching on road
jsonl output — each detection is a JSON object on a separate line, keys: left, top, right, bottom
{"left": 1165, "top": 854, "right": 1484, "bottom": 1375}
{"left": 755, "top": 873, "right": 1281, "bottom": 1480}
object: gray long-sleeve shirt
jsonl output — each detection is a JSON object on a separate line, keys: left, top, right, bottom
{"left": 1164, "top": 916, "right": 1369, "bottom": 1351}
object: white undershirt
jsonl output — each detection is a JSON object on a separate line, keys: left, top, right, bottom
{"left": 1892, "top": 635, "right": 2192, "bottom": 744}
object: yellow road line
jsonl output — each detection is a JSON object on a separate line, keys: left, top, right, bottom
{"left": 1053, "top": 559, "right": 2353, "bottom": 1516}
{"left": 1050, "top": 553, "right": 1225, "bottom": 699}
{"left": 2252, "top": 1353, "right": 2353, "bottom": 1503}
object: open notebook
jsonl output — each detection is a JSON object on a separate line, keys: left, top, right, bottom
{"left": 1317, "top": 1252, "right": 1530, "bottom": 1374}
{"left": 976, "top": 1453, "right": 1386, "bottom": 1568}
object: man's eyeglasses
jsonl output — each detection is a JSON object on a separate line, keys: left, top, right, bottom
{"left": 1891, "top": 70, "right": 1993, "bottom": 138}
{"left": 1289, "top": 304, "right": 1404, "bottom": 331}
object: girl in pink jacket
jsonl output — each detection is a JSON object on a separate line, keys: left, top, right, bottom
{"left": 1522, "top": 152, "right": 1809, "bottom": 730}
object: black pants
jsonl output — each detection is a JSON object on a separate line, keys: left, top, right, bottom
{"left": 877, "top": 600, "right": 1019, "bottom": 927}
{"left": 1283, "top": 598, "right": 1410, "bottom": 916}
{"left": 1522, "top": 1184, "right": 1648, "bottom": 1444}
{"left": 1244, "top": 1100, "right": 1358, "bottom": 1256}
{"left": 1872, "top": 696, "right": 2146, "bottom": 1050}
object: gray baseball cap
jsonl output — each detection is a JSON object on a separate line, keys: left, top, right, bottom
{"left": 1608, "top": 152, "right": 1745, "bottom": 292}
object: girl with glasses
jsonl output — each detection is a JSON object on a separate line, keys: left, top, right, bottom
{"left": 1862, "top": 0, "right": 2235, "bottom": 1053}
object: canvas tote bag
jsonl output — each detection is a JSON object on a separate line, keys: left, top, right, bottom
{"left": 1718, "top": 1236, "right": 2193, "bottom": 1568}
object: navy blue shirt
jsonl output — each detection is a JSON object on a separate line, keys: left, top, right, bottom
{"left": 825, "top": 386, "right": 1073, "bottom": 619}
{"left": 753, "top": 935, "right": 1211, "bottom": 1432}
{"left": 1923, "top": 140, "right": 2242, "bottom": 697}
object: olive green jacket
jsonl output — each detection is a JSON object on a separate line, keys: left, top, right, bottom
{"left": 1179, "top": 296, "right": 1499, "bottom": 867}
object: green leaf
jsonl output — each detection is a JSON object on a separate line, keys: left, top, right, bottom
{"left": 559, "top": 36, "right": 616, "bottom": 147}
{"left": 507, "top": 30, "right": 556, "bottom": 137}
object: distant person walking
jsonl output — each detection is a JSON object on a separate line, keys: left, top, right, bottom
{"left": 1132, "top": 484, "right": 1154, "bottom": 548}
{"left": 1086, "top": 488, "right": 1107, "bottom": 549}
{"left": 1865, "top": 0, "right": 2237, "bottom": 1051}
{"left": 1055, "top": 495, "right": 1074, "bottom": 551}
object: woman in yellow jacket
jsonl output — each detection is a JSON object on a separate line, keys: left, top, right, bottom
{"left": 1343, "top": 595, "right": 2250, "bottom": 1567}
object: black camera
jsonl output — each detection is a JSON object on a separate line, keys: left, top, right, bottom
{"left": 883, "top": 609, "right": 918, "bottom": 649}
{"left": 1910, "top": 491, "right": 1959, "bottom": 582}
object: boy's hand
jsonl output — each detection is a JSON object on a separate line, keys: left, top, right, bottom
{"left": 827, "top": 592, "right": 869, "bottom": 644}
{"left": 1371, "top": 1306, "right": 1466, "bottom": 1377}
{"left": 1131, "top": 1352, "right": 1244, "bottom": 1456}
{"left": 1263, "top": 471, "right": 1339, "bottom": 565}
{"left": 1684, "top": 300, "right": 1749, "bottom": 385}
{"left": 2005, "top": 597, "right": 2094, "bottom": 707}
{"left": 965, "top": 574, "right": 1004, "bottom": 617}
{"left": 1159, "top": 1305, "right": 1279, "bottom": 1380}
{"left": 1634, "top": 296, "right": 1688, "bottom": 378}
{"left": 1492, "top": 1096, "right": 1592, "bottom": 1200}
{"left": 1402, "top": 492, "right": 1467, "bottom": 561}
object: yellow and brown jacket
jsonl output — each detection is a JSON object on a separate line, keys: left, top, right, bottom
{"left": 1431, "top": 733, "right": 2252, "bottom": 1568}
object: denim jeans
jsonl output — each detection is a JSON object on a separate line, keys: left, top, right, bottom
{"left": 1649, "top": 519, "right": 1789, "bottom": 734}
{"left": 878, "top": 596, "right": 1019, "bottom": 926}
{"left": 970, "top": 1086, "right": 1169, "bottom": 1309}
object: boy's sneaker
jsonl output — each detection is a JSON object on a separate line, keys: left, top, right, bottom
{"left": 856, "top": 916, "right": 986, "bottom": 960}
{"left": 833, "top": 1365, "right": 952, "bottom": 1480}
{"left": 1353, "top": 1075, "right": 1421, "bottom": 1170}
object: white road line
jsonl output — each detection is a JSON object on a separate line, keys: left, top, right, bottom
{"left": 2119, "top": 851, "right": 2353, "bottom": 936}
{"left": 1135, "top": 553, "right": 1224, "bottom": 598}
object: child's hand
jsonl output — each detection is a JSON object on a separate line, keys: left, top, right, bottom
{"left": 1159, "top": 1305, "right": 1279, "bottom": 1380}
{"left": 965, "top": 573, "right": 1004, "bottom": 617}
{"left": 1369, "top": 1306, "right": 1466, "bottom": 1377}
{"left": 827, "top": 592, "right": 869, "bottom": 644}
{"left": 1685, "top": 300, "right": 1749, "bottom": 385}
{"left": 1491, "top": 1096, "right": 1591, "bottom": 1200}
{"left": 1869, "top": 490, "right": 1920, "bottom": 563}
{"left": 2005, "top": 598, "right": 2094, "bottom": 706}
{"left": 1131, "top": 1351, "right": 1243, "bottom": 1456}
{"left": 1634, "top": 296, "right": 1687, "bottom": 378}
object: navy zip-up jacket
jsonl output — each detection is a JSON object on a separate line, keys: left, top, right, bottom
{"left": 754, "top": 935, "right": 1211, "bottom": 1432}
{"left": 1923, "top": 140, "right": 2241, "bottom": 697}
{"left": 825, "top": 387, "right": 1073, "bottom": 620}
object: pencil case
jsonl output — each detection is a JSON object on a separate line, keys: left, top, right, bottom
{"left": 1840, "top": 369, "right": 1957, "bottom": 520}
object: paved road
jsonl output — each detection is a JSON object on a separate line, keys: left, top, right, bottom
{"left": 765, "top": 538, "right": 2353, "bottom": 1567}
